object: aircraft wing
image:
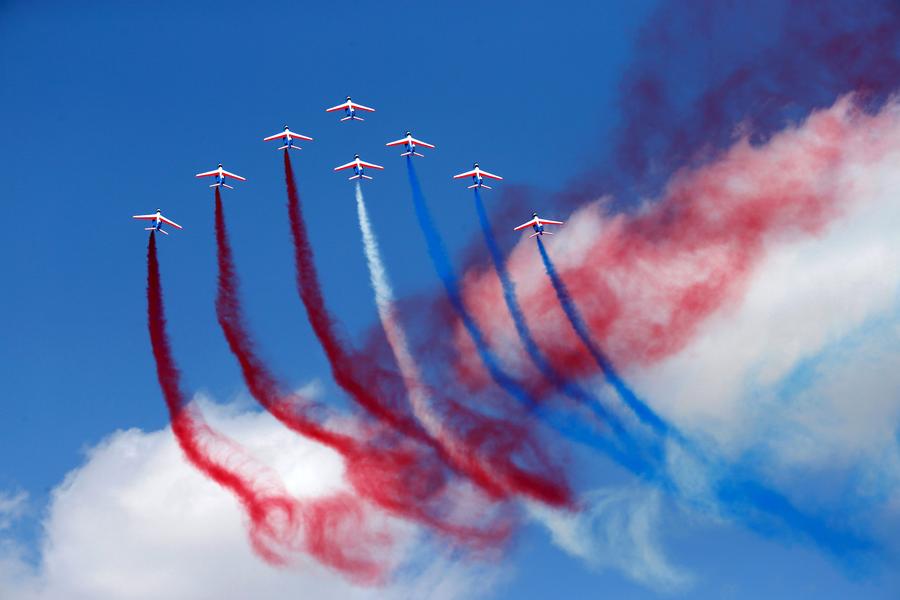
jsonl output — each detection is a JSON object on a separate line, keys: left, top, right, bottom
{"left": 334, "top": 160, "right": 358, "bottom": 171}
{"left": 195, "top": 169, "right": 218, "bottom": 178}
{"left": 159, "top": 214, "right": 183, "bottom": 229}
{"left": 222, "top": 169, "right": 246, "bottom": 181}
{"left": 537, "top": 218, "right": 564, "bottom": 226}
{"left": 480, "top": 169, "right": 503, "bottom": 181}
{"left": 385, "top": 138, "right": 408, "bottom": 147}
{"left": 351, "top": 102, "right": 375, "bottom": 112}
{"left": 410, "top": 137, "right": 435, "bottom": 149}
{"left": 513, "top": 218, "right": 538, "bottom": 231}
{"left": 453, "top": 169, "right": 478, "bottom": 179}
{"left": 132, "top": 214, "right": 158, "bottom": 221}
{"left": 289, "top": 131, "right": 314, "bottom": 141}
{"left": 325, "top": 101, "right": 351, "bottom": 112}
{"left": 358, "top": 160, "right": 384, "bottom": 170}
{"left": 263, "top": 132, "right": 288, "bottom": 141}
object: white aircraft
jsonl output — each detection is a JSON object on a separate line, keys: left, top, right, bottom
{"left": 195, "top": 164, "right": 247, "bottom": 189}
{"left": 453, "top": 163, "right": 503, "bottom": 190}
{"left": 133, "top": 209, "right": 183, "bottom": 235}
{"left": 263, "top": 125, "right": 313, "bottom": 150}
{"left": 334, "top": 154, "right": 384, "bottom": 180}
{"left": 325, "top": 96, "right": 375, "bottom": 122}
{"left": 386, "top": 131, "right": 435, "bottom": 157}
{"left": 514, "top": 212, "right": 564, "bottom": 238}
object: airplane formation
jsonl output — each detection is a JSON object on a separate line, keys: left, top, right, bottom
{"left": 134, "top": 95, "right": 563, "bottom": 236}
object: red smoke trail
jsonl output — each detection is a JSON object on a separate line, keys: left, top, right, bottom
{"left": 213, "top": 189, "right": 514, "bottom": 548}
{"left": 457, "top": 101, "right": 878, "bottom": 386}
{"left": 282, "top": 151, "right": 574, "bottom": 509}
{"left": 147, "top": 230, "right": 389, "bottom": 584}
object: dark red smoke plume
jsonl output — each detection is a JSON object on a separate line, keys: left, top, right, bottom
{"left": 147, "top": 230, "right": 389, "bottom": 583}
{"left": 281, "top": 152, "right": 574, "bottom": 509}
{"left": 213, "top": 189, "right": 515, "bottom": 548}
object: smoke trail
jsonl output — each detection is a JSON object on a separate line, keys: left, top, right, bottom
{"left": 213, "top": 187, "right": 512, "bottom": 548}
{"left": 537, "top": 0, "right": 900, "bottom": 214}
{"left": 472, "top": 188, "right": 654, "bottom": 472}
{"left": 146, "top": 230, "right": 387, "bottom": 582}
{"left": 284, "top": 152, "right": 572, "bottom": 508}
{"left": 282, "top": 154, "right": 428, "bottom": 438}
{"left": 353, "top": 181, "right": 510, "bottom": 495}
{"left": 406, "top": 158, "right": 640, "bottom": 471}
{"left": 535, "top": 235, "right": 672, "bottom": 438}
{"left": 534, "top": 234, "right": 873, "bottom": 558}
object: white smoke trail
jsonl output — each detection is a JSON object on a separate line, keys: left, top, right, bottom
{"left": 353, "top": 182, "right": 469, "bottom": 468}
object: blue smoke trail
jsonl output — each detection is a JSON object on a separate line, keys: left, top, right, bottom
{"left": 472, "top": 189, "right": 655, "bottom": 466}
{"left": 405, "top": 158, "right": 642, "bottom": 470}
{"left": 534, "top": 235, "right": 873, "bottom": 559}
{"left": 535, "top": 235, "right": 674, "bottom": 439}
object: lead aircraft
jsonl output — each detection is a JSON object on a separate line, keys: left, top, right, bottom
{"left": 133, "top": 209, "right": 183, "bottom": 235}
{"left": 514, "top": 212, "right": 563, "bottom": 238}
{"left": 325, "top": 96, "right": 375, "bottom": 122}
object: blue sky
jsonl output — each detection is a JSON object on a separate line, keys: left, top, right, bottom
{"left": 1, "top": 1, "right": 898, "bottom": 598}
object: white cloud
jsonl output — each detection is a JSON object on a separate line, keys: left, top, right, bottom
{"left": 630, "top": 103, "right": 900, "bottom": 472}
{"left": 0, "top": 398, "right": 503, "bottom": 600}
{"left": 0, "top": 491, "right": 27, "bottom": 532}
{"left": 529, "top": 486, "right": 692, "bottom": 593}
{"left": 457, "top": 97, "right": 900, "bottom": 575}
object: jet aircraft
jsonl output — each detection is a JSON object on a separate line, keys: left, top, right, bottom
{"left": 386, "top": 131, "right": 435, "bottom": 157}
{"left": 263, "top": 125, "right": 313, "bottom": 150}
{"left": 334, "top": 154, "right": 384, "bottom": 180}
{"left": 195, "top": 164, "right": 246, "bottom": 189}
{"left": 514, "top": 212, "right": 564, "bottom": 238}
{"left": 133, "top": 209, "right": 183, "bottom": 235}
{"left": 325, "top": 96, "right": 375, "bottom": 122}
{"left": 453, "top": 163, "right": 503, "bottom": 190}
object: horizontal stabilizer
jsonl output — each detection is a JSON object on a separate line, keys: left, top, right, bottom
{"left": 278, "top": 144, "right": 301, "bottom": 150}
{"left": 529, "top": 231, "right": 540, "bottom": 238}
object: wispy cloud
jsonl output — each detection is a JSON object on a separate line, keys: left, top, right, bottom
{"left": 529, "top": 486, "right": 692, "bottom": 593}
